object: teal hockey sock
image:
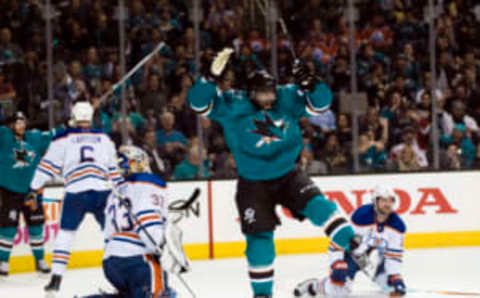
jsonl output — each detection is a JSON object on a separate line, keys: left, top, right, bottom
{"left": 0, "top": 227, "right": 17, "bottom": 262}
{"left": 245, "top": 231, "right": 275, "bottom": 296}
{"left": 28, "top": 225, "right": 45, "bottom": 260}
{"left": 300, "top": 195, "right": 355, "bottom": 250}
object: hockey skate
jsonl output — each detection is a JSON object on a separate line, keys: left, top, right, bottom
{"left": 36, "top": 259, "right": 51, "bottom": 277}
{"left": 44, "top": 274, "right": 61, "bottom": 298}
{"left": 293, "top": 278, "right": 320, "bottom": 297}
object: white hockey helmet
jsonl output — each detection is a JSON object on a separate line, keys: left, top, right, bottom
{"left": 71, "top": 101, "right": 94, "bottom": 125}
{"left": 371, "top": 185, "right": 396, "bottom": 213}
{"left": 118, "top": 145, "right": 151, "bottom": 175}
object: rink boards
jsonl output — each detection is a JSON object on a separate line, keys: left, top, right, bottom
{"left": 9, "top": 171, "right": 480, "bottom": 273}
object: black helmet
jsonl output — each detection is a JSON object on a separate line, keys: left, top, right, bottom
{"left": 9, "top": 111, "right": 27, "bottom": 124}
{"left": 247, "top": 70, "right": 276, "bottom": 98}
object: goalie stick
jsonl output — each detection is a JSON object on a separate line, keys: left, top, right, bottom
{"left": 169, "top": 188, "right": 201, "bottom": 212}
{"left": 109, "top": 182, "right": 197, "bottom": 298}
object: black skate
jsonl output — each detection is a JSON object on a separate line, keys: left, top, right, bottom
{"left": 36, "top": 259, "right": 51, "bottom": 275}
{"left": 293, "top": 278, "right": 320, "bottom": 297}
{"left": 44, "top": 274, "right": 62, "bottom": 297}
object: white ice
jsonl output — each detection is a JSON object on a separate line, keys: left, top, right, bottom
{"left": 1, "top": 247, "right": 479, "bottom": 298}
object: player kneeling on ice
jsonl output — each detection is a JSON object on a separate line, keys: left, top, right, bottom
{"left": 294, "top": 185, "right": 407, "bottom": 297}
{"left": 81, "top": 145, "right": 181, "bottom": 298}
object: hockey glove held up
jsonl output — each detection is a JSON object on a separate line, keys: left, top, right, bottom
{"left": 204, "top": 47, "right": 234, "bottom": 82}
{"left": 292, "top": 59, "right": 317, "bottom": 92}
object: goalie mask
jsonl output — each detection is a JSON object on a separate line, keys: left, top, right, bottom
{"left": 371, "top": 185, "right": 396, "bottom": 216}
{"left": 118, "top": 145, "right": 151, "bottom": 176}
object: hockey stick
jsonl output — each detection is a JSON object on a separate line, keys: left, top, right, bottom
{"left": 98, "top": 42, "right": 166, "bottom": 105}
{"left": 350, "top": 254, "right": 480, "bottom": 296}
{"left": 109, "top": 182, "right": 197, "bottom": 298}
{"left": 169, "top": 188, "right": 201, "bottom": 212}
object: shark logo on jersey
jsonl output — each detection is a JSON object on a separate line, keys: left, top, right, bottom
{"left": 251, "top": 113, "right": 288, "bottom": 148}
{"left": 13, "top": 146, "right": 35, "bottom": 168}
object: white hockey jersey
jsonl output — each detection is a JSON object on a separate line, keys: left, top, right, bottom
{"left": 328, "top": 204, "right": 406, "bottom": 276}
{"left": 30, "top": 128, "right": 121, "bottom": 193}
{"left": 103, "top": 173, "right": 168, "bottom": 259}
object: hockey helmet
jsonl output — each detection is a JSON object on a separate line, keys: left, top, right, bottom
{"left": 71, "top": 101, "right": 94, "bottom": 124}
{"left": 118, "top": 145, "right": 151, "bottom": 175}
{"left": 247, "top": 70, "right": 276, "bottom": 97}
{"left": 371, "top": 185, "right": 396, "bottom": 214}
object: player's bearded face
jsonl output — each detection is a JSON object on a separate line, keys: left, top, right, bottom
{"left": 13, "top": 119, "right": 26, "bottom": 137}
{"left": 254, "top": 90, "right": 276, "bottom": 110}
{"left": 377, "top": 196, "right": 395, "bottom": 215}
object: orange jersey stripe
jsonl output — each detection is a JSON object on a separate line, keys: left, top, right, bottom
{"left": 68, "top": 169, "right": 108, "bottom": 181}
{"left": 53, "top": 255, "right": 69, "bottom": 260}
{"left": 112, "top": 232, "right": 140, "bottom": 240}
{"left": 385, "top": 252, "right": 403, "bottom": 258}
{"left": 39, "top": 163, "right": 60, "bottom": 175}
{"left": 138, "top": 215, "right": 161, "bottom": 224}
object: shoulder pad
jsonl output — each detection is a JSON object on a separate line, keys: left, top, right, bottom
{"left": 386, "top": 213, "right": 406, "bottom": 233}
{"left": 126, "top": 173, "right": 167, "bottom": 188}
{"left": 351, "top": 204, "right": 375, "bottom": 226}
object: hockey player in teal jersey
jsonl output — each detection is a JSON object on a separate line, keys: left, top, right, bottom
{"left": 187, "top": 48, "right": 364, "bottom": 297}
{"left": 0, "top": 112, "right": 63, "bottom": 276}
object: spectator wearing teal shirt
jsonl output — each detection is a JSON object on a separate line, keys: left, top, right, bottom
{"left": 441, "top": 124, "right": 476, "bottom": 168}
{"left": 156, "top": 111, "right": 188, "bottom": 148}
{"left": 172, "top": 145, "right": 210, "bottom": 180}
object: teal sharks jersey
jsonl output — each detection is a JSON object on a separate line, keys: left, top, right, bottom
{"left": 188, "top": 78, "right": 332, "bottom": 181}
{"left": 0, "top": 126, "right": 63, "bottom": 194}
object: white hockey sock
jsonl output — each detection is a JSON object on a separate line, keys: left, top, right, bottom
{"left": 51, "top": 230, "right": 75, "bottom": 275}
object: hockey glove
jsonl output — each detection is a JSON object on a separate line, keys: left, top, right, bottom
{"left": 203, "top": 47, "right": 234, "bottom": 82}
{"left": 330, "top": 260, "right": 348, "bottom": 284}
{"left": 349, "top": 234, "right": 369, "bottom": 270}
{"left": 25, "top": 190, "right": 39, "bottom": 211}
{"left": 388, "top": 274, "right": 406, "bottom": 296}
{"left": 292, "top": 59, "right": 317, "bottom": 92}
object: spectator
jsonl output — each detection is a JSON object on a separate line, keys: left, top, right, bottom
{"left": 390, "top": 125, "right": 429, "bottom": 168}
{"left": 0, "top": 27, "right": 23, "bottom": 64}
{"left": 213, "top": 152, "right": 237, "bottom": 179}
{"left": 0, "top": 68, "right": 16, "bottom": 122}
{"left": 299, "top": 147, "right": 327, "bottom": 175}
{"left": 441, "top": 100, "right": 479, "bottom": 138}
{"left": 441, "top": 124, "right": 476, "bottom": 168}
{"left": 157, "top": 111, "right": 188, "bottom": 167}
{"left": 319, "top": 134, "right": 347, "bottom": 174}
{"left": 139, "top": 73, "right": 167, "bottom": 114}
{"left": 172, "top": 145, "right": 210, "bottom": 180}
{"left": 358, "top": 131, "right": 387, "bottom": 171}
{"left": 141, "top": 128, "right": 171, "bottom": 179}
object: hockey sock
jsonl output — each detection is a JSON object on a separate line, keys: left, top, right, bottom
{"left": 28, "top": 225, "right": 45, "bottom": 261}
{"left": 51, "top": 229, "right": 75, "bottom": 275}
{"left": 0, "top": 227, "right": 17, "bottom": 262}
{"left": 300, "top": 195, "right": 355, "bottom": 250}
{"left": 245, "top": 231, "right": 275, "bottom": 296}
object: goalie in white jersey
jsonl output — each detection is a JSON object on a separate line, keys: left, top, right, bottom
{"left": 27, "top": 101, "right": 121, "bottom": 297}
{"left": 82, "top": 145, "right": 177, "bottom": 298}
{"left": 294, "top": 185, "right": 407, "bottom": 297}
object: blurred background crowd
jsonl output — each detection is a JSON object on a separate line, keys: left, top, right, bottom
{"left": 1, "top": 0, "right": 480, "bottom": 180}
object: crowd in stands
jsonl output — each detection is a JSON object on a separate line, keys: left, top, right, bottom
{"left": 1, "top": 0, "right": 480, "bottom": 180}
